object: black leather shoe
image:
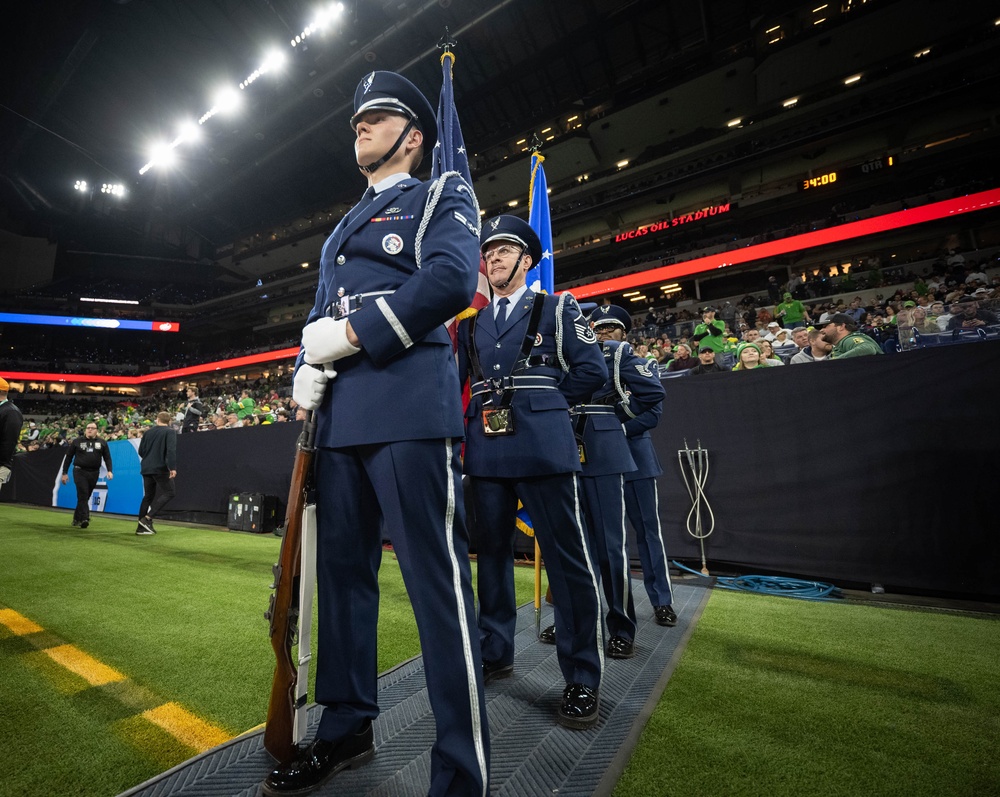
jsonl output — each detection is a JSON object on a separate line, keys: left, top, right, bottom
{"left": 538, "top": 624, "right": 556, "bottom": 644}
{"left": 654, "top": 605, "right": 677, "bottom": 627}
{"left": 606, "top": 634, "right": 635, "bottom": 659}
{"left": 262, "top": 721, "right": 375, "bottom": 796}
{"left": 80, "top": 519, "right": 89, "bottom": 529}
{"left": 557, "top": 683, "right": 599, "bottom": 729}
{"left": 482, "top": 659, "right": 514, "bottom": 684}
{"left": 71, "top": 520, "right": 81, "bottom": 527}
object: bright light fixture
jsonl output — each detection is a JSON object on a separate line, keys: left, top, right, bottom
{"left": 783, "top": 97, "right": 799, "bottom": 108}
{"left": 844, "top": 73, "right": 862, "bottom": 85}
{"left": 727, "top": 118, "right": 743, "bottom": 127}
{"left": 616, "top": 160, "right": 629, "bottom": 169}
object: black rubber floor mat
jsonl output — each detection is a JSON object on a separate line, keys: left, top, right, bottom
{"left": 119, "top": 581, "right": 710, "bottom": 797}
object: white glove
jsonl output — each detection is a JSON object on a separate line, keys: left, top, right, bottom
{"left": 292, "top": 364, "right": 337, "bottom": 411}
{"left": 302, "top": 317, "right": 361, "bottom": 365}
{"left": 0, "top": 465, "right": 11, "bottom": 484}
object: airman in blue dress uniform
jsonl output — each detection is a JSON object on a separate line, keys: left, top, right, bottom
{"left": 457, "top": 215, "right": 607, "bottom": 730}
{"left": 614, "top": 312, "right": 677, "bottom": 628}
{"left": 265, "top": 71, "right": 489, "bottom": 797}
{"left": 576, "top": 305, "right": 665, "bottom": 658}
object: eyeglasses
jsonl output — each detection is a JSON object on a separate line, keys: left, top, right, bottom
{"left": 485, "top": 244, "right": 524, "bottom": 259}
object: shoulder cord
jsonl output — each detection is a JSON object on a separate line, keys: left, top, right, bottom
{"left": 555, "top": 292, "right": 571, "bottom": 373}
{"left": 415, "top": 170, "right": 481, "bottom": 270}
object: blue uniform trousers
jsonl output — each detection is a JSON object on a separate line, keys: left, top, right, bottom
{"left": 313, "top": 439, "right": 488, "bottom": 797}
{"left": 624, "top": 477, "right": 674, "bottom": 607}
{"left": 580, "top": 473, "right": 637, "bottom": 642}
{"left": 472, "top": 474, "right": 603, "bottom": 690}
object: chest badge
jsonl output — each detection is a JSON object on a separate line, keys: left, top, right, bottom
{"left": 534, "top": 333, "right": 543, "bottom": 347}
{"left": 382, "top": 234, "right": 404, "bottom": 255}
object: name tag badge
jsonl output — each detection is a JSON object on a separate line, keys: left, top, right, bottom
{"left": 482, "top": 407, "right": 515, "bottom": 436}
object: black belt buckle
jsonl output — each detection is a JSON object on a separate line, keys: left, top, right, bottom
{"left": 482, "top": 406, "right": 515, "bottom": 436}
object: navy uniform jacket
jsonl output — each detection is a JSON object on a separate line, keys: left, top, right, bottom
{"left": 457, "top": 291, "right": 607, "bottom": 478}
{"left": 298, "top": 173, "right": 480, "bottom": 448}
{"left": 622, "top": 364, "right": 665, "bottom": 481}
{"left": 577, "top": 340, "right": 664, "bottom": 477}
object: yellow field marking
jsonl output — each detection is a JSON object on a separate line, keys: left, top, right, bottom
{"left": 5, "top": 606, "right": 235, "bottom": 754}
{"left": 0, "top": 608, "right": 44, "bottom": 635}
{"left": 143, "top": 702, "right": 232, "bottom": 752}
{"left": 44, "top": 644, "right": 127, "bottom": 686}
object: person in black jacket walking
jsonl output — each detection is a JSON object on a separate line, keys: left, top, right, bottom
{"left": 61, "top": 421, "right": 114, "bottom": 528}
{"left": 136, "top": 411, "right": 177, "bottom": 535}
{"left": 0, "top": 376, "right": 23, "bottom": 488}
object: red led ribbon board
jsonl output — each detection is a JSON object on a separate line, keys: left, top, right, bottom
{"left": 572, "top": 187, "right": 1000, "bottom": 300}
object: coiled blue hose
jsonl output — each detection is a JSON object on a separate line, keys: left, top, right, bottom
{"left": 671, "top": 560, "right": 841, "bottom": 601}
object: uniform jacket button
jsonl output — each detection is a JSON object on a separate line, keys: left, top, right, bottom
{"left": 336, "top": 255, "right": 346, "bottom": 265}
{"left": 493, "top": 364, "right": 501, "bottom": 371}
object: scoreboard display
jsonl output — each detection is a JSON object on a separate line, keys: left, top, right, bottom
{"left": 799, "top": 154, "right": 894, "bottom": 192}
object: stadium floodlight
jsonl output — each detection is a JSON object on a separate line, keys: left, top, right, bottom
{"left": 74, "top": 180, "right": 88, "bottom": 192}
{"left": 173, "top": 120, "right": 201, "bottom": 146}
{"left": 213, "top": 87, "right": 241, "bottom": 114}
{"left": 260, "top": 49, "right": 286, "bottom": 74}
{"left": 146, "top": 142, "right": 177, "bottom": 171}
{"left": 293, "top": 1, "right": 344, "bottom": 45}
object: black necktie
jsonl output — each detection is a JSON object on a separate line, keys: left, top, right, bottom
{"left": 496, "top": 297, "right": 510, "bottom": 335}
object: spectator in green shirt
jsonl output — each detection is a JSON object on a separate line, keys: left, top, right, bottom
{"left": 775, "top": 292, "right": 811, "bottom": 329}
{"left": 691, "top": 307, "right": 726, "bottom": 354}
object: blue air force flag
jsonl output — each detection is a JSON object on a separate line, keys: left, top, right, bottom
{"left": 526, "top": 152, "right": 554, "bottom": 294}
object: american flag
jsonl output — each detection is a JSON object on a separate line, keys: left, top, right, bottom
{"left": 432, "top": 49, "right": 490, "bottom": 349}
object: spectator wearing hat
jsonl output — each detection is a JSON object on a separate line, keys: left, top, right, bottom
{"left": 270, "top": 70, "right": 488, "bottom": 797}
{"left": 0, "top": 377, "right": 23, "bottom": 487}
{"left": 763, "top": 320, "right": 783, "bottom": 341}
{"left": 688, "top": 347, "right": 727, "bottom": 375}
{"left": 458, "top": 213, "right": 607, "bottom": 732}
{"left": 691, "top": 307, "right": 726, "bottom": 356}
{"left": 732, "top": 341, "right": 768, "bottom": 370}
{"left": 789, "top": 328, "right": 833, "bottom": 363}
{"left": 817, "top": 313, "right": 883, "bottom": 358}
{"left": 775, "top": 291, "right": 811, "bottom": 329}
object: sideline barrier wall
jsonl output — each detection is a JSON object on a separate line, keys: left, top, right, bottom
{"left": 5, "top": 345, "right": 999, "bottom": 598}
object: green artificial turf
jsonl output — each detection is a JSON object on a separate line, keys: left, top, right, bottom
{"left": 4, "top": 504, "right": 999, "bottom": 797}
{"left": 613, "top": 589, "right": 1000, "bottom": 797}
{"left": 0, "top": 505, "right": 536, "bottom": 797}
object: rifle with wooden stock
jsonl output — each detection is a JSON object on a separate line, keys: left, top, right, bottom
{"left": 263, "top": 410, "right": 316, "bottom": 762}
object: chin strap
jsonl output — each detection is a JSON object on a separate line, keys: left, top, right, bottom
{"left": 359, "top": 119, "right": 415, "bottom": 174}
{"left": 495, "top": 244, "right": 528, "bottom": 290}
